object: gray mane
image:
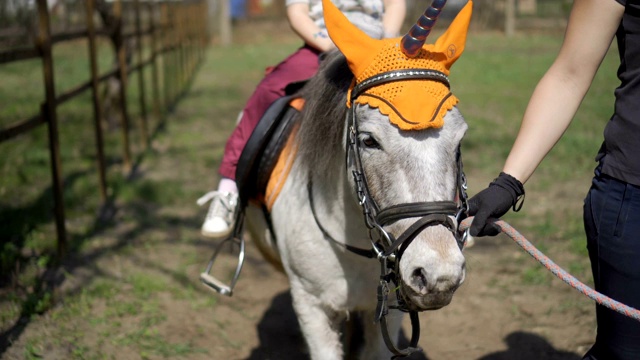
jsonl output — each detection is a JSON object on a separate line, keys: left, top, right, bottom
{"left": 296, "top": 50, "right": 353, "bottom": 179}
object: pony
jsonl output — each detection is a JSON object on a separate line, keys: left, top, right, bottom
{"left": 203, "top": 0, "right": 474, "bottom": 358}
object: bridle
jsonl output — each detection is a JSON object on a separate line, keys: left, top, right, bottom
{"left": 308, "top": 68, "right": 469, "bottom": 358}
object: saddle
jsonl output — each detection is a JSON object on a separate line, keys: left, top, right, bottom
{"left": 200, "top": 82, "right": 306, "bottom": 296}
{"left": 235, "top": 81, "right": 306, "bottom": 209}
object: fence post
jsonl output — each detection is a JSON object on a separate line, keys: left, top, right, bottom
{"left": 86, "top": 0, "right": 109, "bottom": 203}
{"left": 134, "top": 0, "right": 149, "bottom": 148}
{"left": 505, "top": 0, "right": 516, "bottom": 37}
{"left": 219, "top": 0, "right": 231, "bottom": 45}
{"left": 36, "top": 0, "right": 67, "bottom": 257}
{"left": 148, "top": 1, "right": 163, "bottom": 124}
{"left": 185, "top": 4, "right": 192, "bottom": 80}
{"left": 160, "top": 3, "right": 169, "bottom": 110}
{"left": 202, "top": 0, "right": 208, "bottom": 59}
{"left": 178, "top": 4, "right": 187, "bottom": 90}
{"left": 171, "top": 3, "right": 179, "bottom": 104}
{"left": 166, "top": 2, "right": 175, "bottom": 106}
{"left": 183, "top": 4, "right": 190, "bottom": 90}
{"left": 197, "top": 1, "right": 205, "bottom": 63}
{"left": 113, "top": 0, "right": 133, "bottom": 172}
{"left": 161, "top": 3, "right": 175, "bottom": 109}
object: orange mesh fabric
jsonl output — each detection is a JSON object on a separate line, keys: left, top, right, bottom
{"left": 348, "top": 40, "right": 458, "bottom": 130}
{"left": 323, "top": 0, "right": 473, "bottom": 130}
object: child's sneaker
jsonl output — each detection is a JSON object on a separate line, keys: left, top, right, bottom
{"left": 197, "top": 191, "right": 238, "bottom": 238}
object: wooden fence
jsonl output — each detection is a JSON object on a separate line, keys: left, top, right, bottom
{"left": 0, "top": 0, "right": 208, "bottom": 257}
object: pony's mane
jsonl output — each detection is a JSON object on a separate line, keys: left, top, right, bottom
{"left": 296, "top": 50, "right": 353, "bottom": 179}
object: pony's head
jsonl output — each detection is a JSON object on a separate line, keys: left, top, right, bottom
{"left": 322, "top": 0, "right": 473, "bottom": 311}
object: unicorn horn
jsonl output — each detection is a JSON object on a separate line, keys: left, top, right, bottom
{"left": 401, "top": 0, "right": 448, "bottom": 58}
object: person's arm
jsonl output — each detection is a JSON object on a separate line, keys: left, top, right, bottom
{"left": 468, "top": 0, "right": 624, "bottom": 237}
{"left": 503, "top": 0, "right": 624, "bottom": 184}
{"left": 287, "top": 2, "right": 335, "bottom": 52}
{"left": 382, "top": 0, "right": 406, "bottom": 38}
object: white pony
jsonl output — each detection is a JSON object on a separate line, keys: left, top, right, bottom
{"left": 203, "top": 0, "right": 474, "bottom": 358}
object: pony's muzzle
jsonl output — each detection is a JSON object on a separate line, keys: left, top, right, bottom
{"left": 398, "top": 227, "right": 466, "bottom": 311}
{"left": 402, "top": 263, "right": 465, "bottom": 310}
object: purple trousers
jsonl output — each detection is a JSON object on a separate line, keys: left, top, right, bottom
{"left": 218, "top": 44, "right": 321, "bottom": 180}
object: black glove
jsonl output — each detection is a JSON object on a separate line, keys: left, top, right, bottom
{"left": 468, "top": 172, "right": 525, "bottom": 237}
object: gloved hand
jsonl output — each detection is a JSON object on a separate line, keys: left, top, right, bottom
{"left": 468, "top": 172, "right": 525, "bottom": 237}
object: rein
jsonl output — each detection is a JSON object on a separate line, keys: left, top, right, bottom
{"left": 308, "top": 68, "right": 470, "bottom": 358}
{"left": 307, "top": 178, "right": 376, "bottom": 259}
{"left": 459, "top": 217, "right": 640, "bottom": 323}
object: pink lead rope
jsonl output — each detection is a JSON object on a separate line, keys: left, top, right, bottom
{"left": 459, "top": 217, "right": 640, "bottom": 322}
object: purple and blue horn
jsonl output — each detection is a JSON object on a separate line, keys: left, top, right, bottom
{"left": 400, "top": 0, "right": 448, "bottom": 58}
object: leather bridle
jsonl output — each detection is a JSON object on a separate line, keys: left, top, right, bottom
{"left": 309, "top": 68, "right": 469, "bottom": 358}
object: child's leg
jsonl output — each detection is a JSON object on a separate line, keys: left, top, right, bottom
{"left": 218, "top": 45, "right": 321, "bottom": 180}
{"left": 200, "top": 45, "right": 321, "bottom": 238}
{"left": 217, "top": 177, "right": 238, "bottom": 193}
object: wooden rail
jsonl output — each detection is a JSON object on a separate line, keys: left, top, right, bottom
{"left": 0, "top": 0, "right": 208, "bottom": 257}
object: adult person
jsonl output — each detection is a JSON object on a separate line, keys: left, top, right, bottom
{"left": 467, "top": 0, "right": 639, "bottom": 358}
{"left": 197, "top": 0, "right": 406, "bottom": 238}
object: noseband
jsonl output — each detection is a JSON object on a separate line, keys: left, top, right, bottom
{"left": 335, "top": 68, "right": 469, "bottom": 357}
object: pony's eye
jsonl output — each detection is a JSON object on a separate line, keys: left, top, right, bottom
{"left": 360, "top": 134, "right": 381, "bottom": 149}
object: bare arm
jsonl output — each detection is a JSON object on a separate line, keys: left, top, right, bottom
{"left": 502, "top": 0, "right": 624, "bottom": 184}
{"left": 287, "top": 2, "right": 335, "bottom": 52}
{"left": 382, "top": 0, "right": 406, "bottom": 38}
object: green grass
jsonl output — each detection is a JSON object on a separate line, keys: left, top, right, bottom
{"left": 0, "top": 44, "right": 152, "bottom": 318}
{"left": 22, "top": 270, "right": 210, "bottom": 358}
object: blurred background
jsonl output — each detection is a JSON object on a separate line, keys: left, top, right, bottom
{"left": 1, "top": 0, "right": 572, "bottom": 47}
{"left": 1, "top": 1, "right": 610, "bottom": 359}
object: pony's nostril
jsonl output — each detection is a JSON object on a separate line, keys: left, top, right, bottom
{"left": 411, "top": 268, "right": 429, "bottom": 292}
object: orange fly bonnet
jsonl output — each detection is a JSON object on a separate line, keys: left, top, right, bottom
{"left": 323, "top": 0, "right": 473, "bottom": 130}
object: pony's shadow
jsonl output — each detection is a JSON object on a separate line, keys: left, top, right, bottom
{"left": 246, "top": 291, "right": 307, "bottom": 359}
{"left": 476, "top": 331, "right": 583, "bottom": 360}
{"left": 245, "top": 291, "right": 428, "bottom": 360}
{"left": 246, "top": 292, "right": 583, "bottom": 360}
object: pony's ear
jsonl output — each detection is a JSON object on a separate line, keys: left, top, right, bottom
{"left": 434, "top": 0, "right": 473, "bottom": 70}
{"left": 322, "top": 0, "right": 379, "bottom": 75}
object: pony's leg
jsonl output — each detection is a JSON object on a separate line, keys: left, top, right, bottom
{"left": 290, "top": 286, "right": 345, "bottom": 360}
{"left": 359, "top": 311, "right": 404, "bottom": 360}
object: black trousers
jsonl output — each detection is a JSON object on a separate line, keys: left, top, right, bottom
{"left": 583, "top": 166, "right": 640, "bottom": 360}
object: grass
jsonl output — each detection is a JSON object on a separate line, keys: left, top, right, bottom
{"left": 0, "top": 25, "right": 621, "bottom": 357}
{"left": 0, "top": 40, "right": 155, "bottom": 326}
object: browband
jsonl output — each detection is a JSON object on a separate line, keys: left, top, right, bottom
{"left": 351, "top": 69, "right": 450, "bottom": 100}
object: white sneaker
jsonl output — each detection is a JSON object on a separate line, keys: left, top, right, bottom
{"left": 197, "top": 191, "right": 238, "bottom": 238}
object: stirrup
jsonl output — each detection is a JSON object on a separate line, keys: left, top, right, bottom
{"left": 200, "top": 210, "right": 245, "bottom": 296}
